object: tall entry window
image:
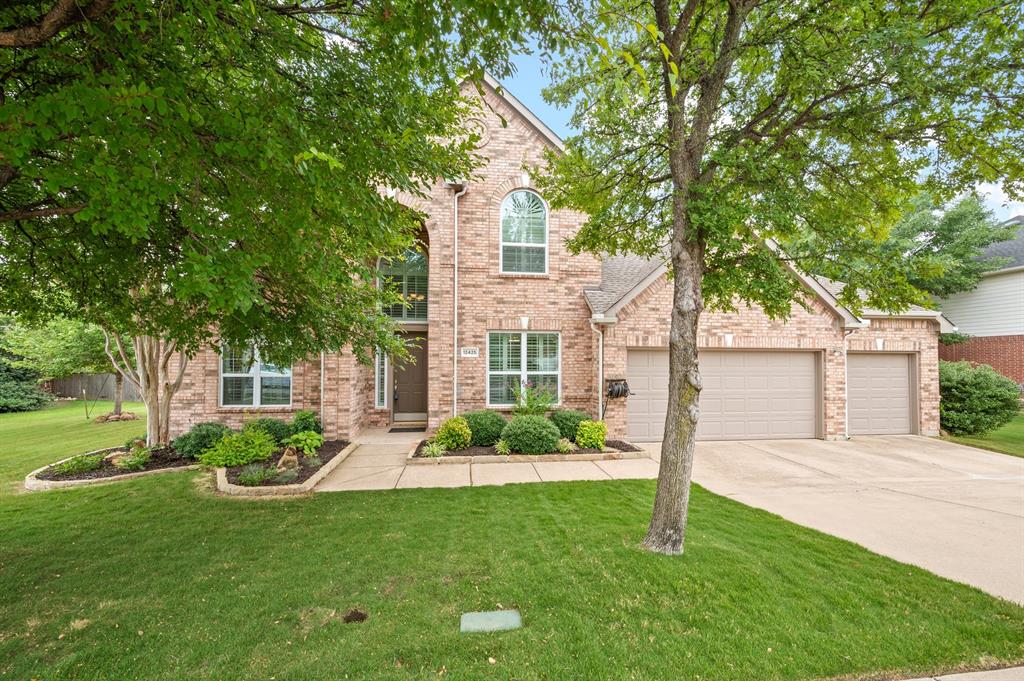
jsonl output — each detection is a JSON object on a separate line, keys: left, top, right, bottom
{"left": 487, "top": 331, "right": 560, "bottom": 405}
{"left": 500, "top": 190, "right": 548, "bottom": 274}
{"left": 380, "top": 249, "right": 428, "bottom": 321}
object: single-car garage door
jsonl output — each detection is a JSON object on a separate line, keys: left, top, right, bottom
{"left": 627, "top": 350, "right": 819, "bottom": 442}
{"left": 848, "top": 353, "right": 914, "bottom": 435}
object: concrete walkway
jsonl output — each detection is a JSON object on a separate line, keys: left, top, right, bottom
{"left": 904, "top": 668, "right": 1024, "bottom": 681}
{"left": 315, "top": 429, "right": 661, "bottom": 492}
{"left": 317, "top": 431, "right": 1024, "bottom": 605}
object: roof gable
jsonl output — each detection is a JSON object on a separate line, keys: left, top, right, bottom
{"left": 467, "top": 74, "right": 566, "bottom": 153}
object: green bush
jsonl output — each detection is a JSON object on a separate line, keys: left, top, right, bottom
{"left": 435, "top": 416, "right": 472, "bottom": 451}
{"left": 243, "top": 418, "right": 291, "bottom": 444}
{"left": 939, "top": 361, "right": 1020, "bottom": 435}
{"left": 576, "top": 420, "right": 607, "bottom": 450}
{"left": 284, "top": 430, "right": 324, "bottom": 457}
{"left": 199, "top": 428, "right": 276, "bottom": 467}
{"left": 0, "top": 353, "right": 51, "bottom": 413}
{"left": 511, "top": 383, "right": 557, "bottom": 416}
{"left": 113, "top": 448, "right": 151, "bottom": 472}
{"left": 50, "top": 453, "right": 104, "bottom": 475}
{"left": 555, "top": 438, "right": 575, "bottom": 454}
{"left": 494, "top": 439, "right": 511, "bottom": 456}
{"left": 548, "top": 409, "right": 591, "bottom": 442}
{"left": 290, "top": 409, "right": 323, "bottom": 435}
{"left": 171, "top": 422, "right": 232, "bottom": 459}
{"left": 461, "top": 410, "right": 506, "bottom": 446}
{"left": 501, "top": 415, "right": 560, "bottom": 455}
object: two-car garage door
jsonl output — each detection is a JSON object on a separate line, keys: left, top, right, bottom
{"left": 627, "top": 350, "right": 819, "bottom": 441}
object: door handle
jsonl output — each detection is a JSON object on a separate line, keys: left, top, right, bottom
{"left": 393, "top": 387, "right": 399, "bottom": 402}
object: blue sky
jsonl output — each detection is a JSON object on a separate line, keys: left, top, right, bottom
{"left": 497, "top": 53, "right": 1023, "bottom": 221}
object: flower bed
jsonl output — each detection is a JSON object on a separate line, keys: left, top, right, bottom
{"left": 409, "top": 439, "right": 645, "bottom": 464}
{"left": 223, "top": 439, "right": 349, "bottom": 487}
{"left": 25, "top": 446, "right": 197, "bottom": 491}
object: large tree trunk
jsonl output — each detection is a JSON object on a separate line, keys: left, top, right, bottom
{"left": 112, "top": 372, "right": 123, "bottom": 416}
{"left": 642, "top": 224, "right": 705, "bottom": 555}
{"left": 103, "top": 332, "right": 188, "bottom": 447}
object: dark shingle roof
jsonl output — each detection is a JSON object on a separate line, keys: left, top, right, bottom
{"left": 982, "top": 216, "right": 1024, "bottom": 270}
{"left": 583, "top": 253, "right": 666, "bottom": 315}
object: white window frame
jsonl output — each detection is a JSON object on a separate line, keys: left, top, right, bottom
{"left": 498, "top": 190, "right": 549, "bottom": 275}
{"left": 218, "top": 345, "right": 292, "bottom": 408}
{"left": 374, "top": 349, "right": 388, "bottom": 409}
{"left": 486, "top": 331, "right": 561, "bottom": 407}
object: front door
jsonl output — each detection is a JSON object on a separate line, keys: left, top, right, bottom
{"left": 393, "top": 333, "right": 427, "bottom": 421}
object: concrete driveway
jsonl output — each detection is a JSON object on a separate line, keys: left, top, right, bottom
{"left": 669, "top": 436, "right": 1024, "bottom": 603}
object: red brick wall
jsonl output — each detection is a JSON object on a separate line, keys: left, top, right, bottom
{"left": 939, "top": 335, "right": 1024, "bottom": 384}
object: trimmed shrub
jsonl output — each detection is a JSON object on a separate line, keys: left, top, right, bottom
{"left": 284, "top": 430, "right": 324, "bottom": 457}
{"left": 243, "top": 418, "right": 291, "bottom": 444}
{"left": 501, "top": 415, "right": 560, "bottom": 455}
{"left": 50, "top": 453, "right": 103, "bottom": 476}
{"left": 549, "top": 409, "right": 591, "bottom": 442}
{"left": 461, "top": 410, "right": 506, "bottom": 446}
{"left": 171, "top": 422, "right": 232, "bottom": 459}
{"left": 199, "top": 428, "right": 276, "bottom": 467}
{"left": 576, "top": 420, "right": 607, "bottom": 450}
{"left": 435, "top": 416, "right": 472, "bottom": 451}
{"left": 290, "top": 409, "right": 323, "bottom": 435}
{"left": 939, "top": 361, "right": 1020, "bottom": 435}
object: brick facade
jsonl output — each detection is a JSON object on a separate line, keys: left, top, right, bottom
{"left": 167, "top": 78, "right": 943, "bottom": 442}
{"left": 939, "top": 335, "right": 1024, "bottom": 384}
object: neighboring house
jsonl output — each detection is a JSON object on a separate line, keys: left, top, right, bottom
{"left": 937, "top": 217, "right": 1024, "bottom": 385}
{"left": 168, "top": 76, "right": 954, "bottom": 443}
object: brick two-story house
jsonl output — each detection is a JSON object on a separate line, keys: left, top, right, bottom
{"left": 168, "top": 76, "right": 954, "bottom": 443}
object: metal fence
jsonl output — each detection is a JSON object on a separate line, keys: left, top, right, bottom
{"left": 44, "top": 373, "right": 142, "bottom": 402}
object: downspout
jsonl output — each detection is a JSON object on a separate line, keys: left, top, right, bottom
{"left": 590, "top": 321, "right": 604, "bottom": 419}
{"left": 450, "top": 181, "right": 468, "bottom": 416}
{"left": 320, "top": 351, "right": 325, "bottom": 428}
{"left": 842, "top": 328, "right": 856, "bottom": 439}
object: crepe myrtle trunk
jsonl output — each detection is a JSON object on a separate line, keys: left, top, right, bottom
{"left": 642, "top": 236, "right": 705, "bottom": 555}
{"left": 113, "top": 372, "right": 123, "bottom": 416}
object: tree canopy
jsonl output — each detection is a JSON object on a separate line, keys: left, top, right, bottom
{"left": 0, "top": 0, "right": 558, "bottom": 364}
{"left": 538, "top": 0, "right": 1023, "bottom": 554}
{"left": 0, "top": 317, "right": 112, "bottom": 380}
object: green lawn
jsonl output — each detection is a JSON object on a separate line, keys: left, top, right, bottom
{"left": 1, "top": 402, "right": 1021, "bottom": 680}
{"left": 946, "top": 412, "right": 1024, "bottom": 458}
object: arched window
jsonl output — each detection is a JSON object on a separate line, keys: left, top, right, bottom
{"left": 500, "top": 190, "right": 547, "bottom": 274}
{"left": 379, "top": 248, "right": 428, "bottom": 321}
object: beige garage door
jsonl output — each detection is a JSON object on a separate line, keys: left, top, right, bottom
{"left": 627, "top": 350, "right": 818, "bottom": 442}
{"left": 848, "top": 353, "right": 913, "bottom": 435}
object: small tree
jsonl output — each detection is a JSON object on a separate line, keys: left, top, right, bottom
{"left": 539, "top": 0, "right": 1023, "bottom": 554}
{"left": 0, "top": 318, "right": 129, "bottom": 414}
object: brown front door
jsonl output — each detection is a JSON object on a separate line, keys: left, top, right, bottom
{"left": 394, "top": 333, "right": 427, "bottom": 421}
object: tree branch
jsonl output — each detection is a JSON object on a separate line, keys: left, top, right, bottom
{"left": 0, "top": 205, "right": 84, "bottom": 221}
{"left": 0, "top": 0, "right": 113, "bottom": 49}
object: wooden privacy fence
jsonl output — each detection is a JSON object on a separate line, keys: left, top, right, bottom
{"left": 44, "top": 373, "right": 142, "bottom": 402}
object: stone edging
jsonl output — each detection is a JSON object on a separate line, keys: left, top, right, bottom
{"left": 215, "top": 441, "right": 358, "bottom": 497}
{"left": 24, "top": 450, "right": 200, "bottom": 492}
{"left": 405, "top": 441, "right": 646, "bottom": 465}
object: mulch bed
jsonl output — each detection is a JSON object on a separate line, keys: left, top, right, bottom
{"left": 225, "top": 439, "right": 349, "bottom": 486}
{"left": 413, "top": 439, "right": 642, "bottom": 458}
{"left": 37, "top": 446, "right": 191, "bottom": 481}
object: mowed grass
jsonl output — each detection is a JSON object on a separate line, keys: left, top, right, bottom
{"left": 1, "top": 403, "right": 1022, "bottom": 680}
{"left": 946, "top": 412, "right": 1024, "bottom": 458}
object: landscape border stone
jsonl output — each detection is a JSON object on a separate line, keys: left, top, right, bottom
{"left": 405, "top": 442, "right": 645, "bottom": 465}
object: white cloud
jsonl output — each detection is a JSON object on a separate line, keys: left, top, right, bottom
{"left": 975, "top": 182, "right": 1024, "bottom": 222}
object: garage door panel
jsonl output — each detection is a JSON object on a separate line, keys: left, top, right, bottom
{"left": 848, "top": 353, "right": 912, "bottom": 435}
{"left": 627, "top": 349, "right": 818, "bottom": 442}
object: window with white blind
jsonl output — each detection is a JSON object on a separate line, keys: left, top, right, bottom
{"left": 220, "top": 345, "right": 292, "bottom": 407}
{"left": 500, "top": 190, "right": 548, "bottom": 274}
{"left": 379, "top": 249, "right": 428, "bottom": 321}
{"left": 374, "top": 350, "right": 387, "bottom": 408}
{"left": 487, "top": 332, "right": 560, "bottom": 406}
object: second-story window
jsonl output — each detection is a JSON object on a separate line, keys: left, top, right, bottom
{"left": 380, "top": 248, "right": 428, "bottom": 321}
{"left": 500, "top": 190, "right": 547, "bottom": 274}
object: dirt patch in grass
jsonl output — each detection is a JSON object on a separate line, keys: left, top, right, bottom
{"left": 413, "top": 439, "right": 641, "bottom": 458}
{"left": 224, "top": 440, "right": 349, "bottom": 486}
{"left": 36, "top": 446, "right": 190, "bottom": 481}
